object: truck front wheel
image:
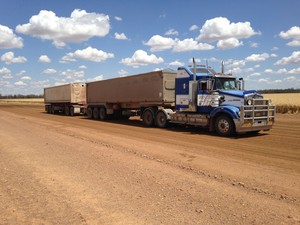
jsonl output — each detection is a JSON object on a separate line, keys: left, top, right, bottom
{"left": 215, "top": 115, "right": 235, "bottom": 137}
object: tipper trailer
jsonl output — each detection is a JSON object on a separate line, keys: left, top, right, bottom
{"left": 85, "top": 62, "right": 276, "bottom": 136}
{"left": 44, "top": 83, "right": 86, "bottom": 116}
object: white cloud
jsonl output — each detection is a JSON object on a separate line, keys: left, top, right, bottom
{"left": 145, "top": 35, "right": 214, "bottom": 52}
{"left": 0, "top": 24, "right": 23, "bottom": 49}
{"left": 217, "top": 38, "right": 243, "bottom": 49}
{"left": 38, "top": 55, "right": 51, "bottom": 63}
{"left": 114, "top": 32, "right": 128, "bottom": 40}
{"left": 15, "top": 81, "right": 27, "bottom": 86}
{"left": 245, "top": 53, "right": 269, "bottom": 62}
{"left": 264, "top": 67, "right": 300, "bottom": 75}
{"left": 249, "top": 42, "right": 259, "bottom": 48}
{"left": 42, "top": 68, "right": 57, "bottom": 74}
{"left": 144, "top": 35, "right": 177, "bottom": 52}
{"left": 197, "top": 17, "right": 259, "bottom": 49}
{"left": 189, "top": 25, "right": 198, "bottom": 31}
{"left": 275, "top": 51, "right": 300, "bottom": 65}
{"left": 0, "top": 67, "right": 11, "bottom": 75}
{"left": 279, "top": 26, "right": 300, "bottom": 46}
{"left": 16, "top": 9, "right": 110, "bottom": 48}
{"left": 21, "top": 76, "right": 32, "bottom": 80}
{"left": 114, "top": 16, "right": 122, "bottom": 21}
{"left": 173, "top": 38, "right": 214, "bottom": 52}
{"left": 169, "top": 60, "right": 184, "bottom": 67}
{"left": 79, "top": 65, "right": 87, "bottom": 69}
{"left": 87, "top": 75, "right": 104, "bottom": 82}
{"left": 62, "top": 47, "right": 114, "bottom": 62}
{"left": 1, "top": 52, "right": 27, "bottom": 64}
{"left": 120, "top": 50, "right": 164, "bottom": 68}
{"left": 60, "top": 69, "right": 85, "bottom": 80}
{"left": 118, "top": 69, "right": 128, "bottom": 77}
{"left": 165, "top": 29, "right": 179, "bottom": 36}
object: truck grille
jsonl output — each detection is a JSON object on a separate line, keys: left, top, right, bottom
{"left": 241, "top": 99, "right": 276, "bottom": 126}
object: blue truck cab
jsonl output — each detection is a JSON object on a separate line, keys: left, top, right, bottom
{"left": 168, "top": 63, "right": 276, "bottom": 136}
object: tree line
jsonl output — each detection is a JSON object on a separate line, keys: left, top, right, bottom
{"left": 0, "top": 94, "right": 44, "bottom": 99}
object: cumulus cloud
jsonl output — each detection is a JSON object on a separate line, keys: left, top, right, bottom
{"left": 87, "top": 75, "right": 104, "bottom": 82}
{"left": 0, "top": 24, "right": 23, "bottom": 49}
{"left": 120, "top": 50, "right": 164, "bottom": 68}
{"left": 42, "top": 69, "right": 57, "bottom": 74}
{"left": 1, "top": 52, "right": 27, "bottom": 64}
{"left": 217, "top": 38, "right": 243, "bottom": 49}
{"left": 245, "top": 53, "right": 269, "bottom": 62}
{"left": 114, "top": 16, "right": 122, "bottom": 21}
{"left": 145, "top": 35, "right": 214, "bottom": 52}
{"left": 15, "top": 81, "right": 27, "bottom": 86}
{"left": 16, "top": 9, "right": 110, "bottom": 48}
{"left": 173, "top": 38, "right": 214, "bottom": 52}
{"left": 189, "top": 25, "right": 198, "bottom": 31}
{"left": 279, "top": 26, "right": 300, "bottom": 47}
{"left": 38, "top": 55, "right": 51, "bottom": 63}
{"left": 21, "top": 76, "right": 32, "bottom": 80}
{"left": 0, "top": 67, "right": 13, "bottom": 79}
{"left": 275, "top": 51, "right": 300, "bottom": 65}
{"left": 60, "top": 69, "right": 85, "bottom": 80}
{"left": 144, "top": 35, "right": 177, "bottom": 52}
{"left": 169, "top": 60, "right": 184, "bottom": 67}
{"left": 165, "top": 29, "right": 179, "bottom": 36}
{"left": 114, "top": 32, "right": 128, "bottom": 40}
{"left": 118, "top": 69, "right": 128, "bottom": 77}
{"left": 62, "top": 47, "right": 114, "bottom": 62}
{"left": 197, "top": 17, "right": 259, "bottom": 49}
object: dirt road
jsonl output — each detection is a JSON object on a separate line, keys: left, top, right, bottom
{"left": 0, "top": 104, "right": 299, "bottom": 224}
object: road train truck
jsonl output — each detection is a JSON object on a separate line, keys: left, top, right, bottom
{"left": 85, "top": 62, "right": 276, "bottom": 136}
{"left": 44, "top": 83, "right": 86, "bottom": 116}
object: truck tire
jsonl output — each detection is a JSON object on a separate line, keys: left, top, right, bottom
{"left": 215, "top": 115, "right": 235, "bottom": 137}
{"left": 156, "top": 111, "right": 168, "bottom": 128}
{"left": 143, "top": 109, "right": 154, "bottom": 127}
{"left": 70, "top": 106, "right": 75, "bottom": 116}
{"left": 51, "top": 105, "right": 55, "bottom": 114}
{"left": 93, "top": 107, "right": 99, "bottom": 119}
{"left": 99, "top": 107, "right": 107, "bottom": 120}
{"left": 87, "top": 107, "right": 93, "bottom": 119}
{"left": 65, "top": 106, "right": 70, "bottom": 116}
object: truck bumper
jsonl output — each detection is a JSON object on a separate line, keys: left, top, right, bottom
{"left": 233, "top": 119, "right": 274, "bottom": 133}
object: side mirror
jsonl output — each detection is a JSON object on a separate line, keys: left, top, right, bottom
{"left": 207, "top": 79, "right": 212, "bottom": 91}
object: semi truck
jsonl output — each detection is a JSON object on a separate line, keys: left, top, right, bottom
{"left": 44, "top": 83, "right": 86, "bottom": 116}
{"left": 44, "top": 61, "right": 276, "bottom": 136}
{"left": 85, "top": 62, "right": 275, "bottom": 136}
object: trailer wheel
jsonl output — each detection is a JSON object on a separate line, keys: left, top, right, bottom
{"left": 51, "top": 105, "right": 55, "bottom": 114}
{"left": 156, "top": 111, "right": 168, "bottom": 128}
{"left": 65, "top": 106, "right": 70, "bottom": 116}
{"left": 215, "top": 115, "right": 235, "bottom": 137}
{"left": 70, "top": 106, "right": 75, "bottom": 116}
{"left": 143, "top": 109, "right": 154, "bottom": 127}
{"left": 99, "top": 107, "right": 107, "bottom": 120}
{"left": 93, "top": 107, "right": 99, "bottom": 119}
{"left": 87, "top": 107, "right": 93, "bottom": 119}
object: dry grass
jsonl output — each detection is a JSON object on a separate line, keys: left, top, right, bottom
{"left": 263, "top": 93, "right": 300, "bottom": 114}
{"left": 0, "top": 98, "right": 44, "bottom": 104}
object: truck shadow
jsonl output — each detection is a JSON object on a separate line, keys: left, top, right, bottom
{"left": 78, "top": 116, "right": 268, "bottom": 139}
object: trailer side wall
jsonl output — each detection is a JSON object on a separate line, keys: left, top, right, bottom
{"left": 86, "top": 71, "right": 176, "bottom": 107}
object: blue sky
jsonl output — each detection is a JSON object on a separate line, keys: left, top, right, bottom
{"left": 0, "top": 0, "right": 300, "bottom": 95}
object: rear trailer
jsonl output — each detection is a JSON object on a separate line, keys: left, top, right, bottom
{"left": 44, "top": 83, "right": 86, "bottom": 116}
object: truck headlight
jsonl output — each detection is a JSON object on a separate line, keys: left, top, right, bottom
{"left": 247, "top": 99, "right": 252, "bottom": 105}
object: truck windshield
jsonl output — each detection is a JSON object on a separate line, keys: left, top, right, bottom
{"left": 215, "top": 78, "right": 237, "bottom": 90}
